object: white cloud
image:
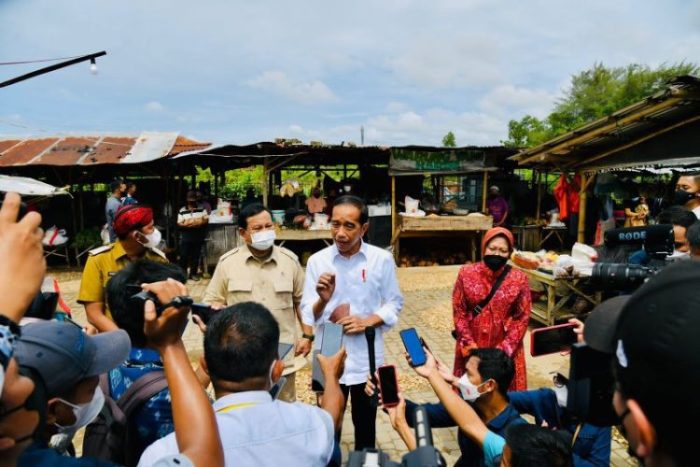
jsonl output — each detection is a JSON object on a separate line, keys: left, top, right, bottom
{"left": 386, "top": 35, "right": 502, "bottom": 88}
{"left": 145, "top": 101, "right": 165, "bottom": 112}
{"left": 247, "top": 71, "right": 337, "bottom": 104}
{"left": 479, "top": 85, "right": 559, "bottom": 119}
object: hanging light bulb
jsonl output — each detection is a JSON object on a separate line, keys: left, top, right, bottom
{"left": 89, "top": 58, "right": 98, "bottom": 75}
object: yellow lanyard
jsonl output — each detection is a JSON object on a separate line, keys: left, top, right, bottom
{"left": 216, "top": 402, "right": 260, "bottom": 413}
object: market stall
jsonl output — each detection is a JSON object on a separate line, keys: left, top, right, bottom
{"left": 389, "top": 146, "right": 516, "bottom": 263}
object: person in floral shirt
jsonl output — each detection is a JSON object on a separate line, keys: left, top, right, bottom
{"left": 452, "top": 227, "right": 531, "bottom": 391}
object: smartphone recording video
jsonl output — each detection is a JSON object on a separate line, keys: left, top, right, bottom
{"left": 399, "top": 328, "right": 427, "bottom": 366}
{"left": 530, "top": 323, "right": 578, "bottom": 356}
{"left": 377, "top": 365, "right": 400, "bottom": 408}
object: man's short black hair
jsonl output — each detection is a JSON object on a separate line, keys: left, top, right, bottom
{"left": 106, "top": 260, "right": 187, "bottom": 347}
{"left": 687, "top": 221, "right": 700, "bottom": 251}
{"left": 110, "top": 180, "right": 124, "bottom": 193}
{"left": 468, "top": 348, "right": 514, "bottom": 397}
{"left": 332, "top": 195, "right": 368, "bottom": 224}
{"left": 505, "top": 424, "right": 572, "bottom": 467}
{"left": 204, "top": 302, "right": 279, "bottom": 384}
{"left": 239, "top": 203, "right": 271, "bottom": 230}
{"left": 657, "top": 205, "right": 697, "bottom": 229}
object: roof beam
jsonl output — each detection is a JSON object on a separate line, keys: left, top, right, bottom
{"left": 516, "top": 98, "right": 683, "bottom": 166}
{"left": 567, "top": 113, "right": 700, "bottom": 170}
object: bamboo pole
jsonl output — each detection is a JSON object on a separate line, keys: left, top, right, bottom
{"left": 577, "top": 173, "right": 596, "bottom": 243}
{"left": 535, "top": 170, "right": 542, "bottom": 221}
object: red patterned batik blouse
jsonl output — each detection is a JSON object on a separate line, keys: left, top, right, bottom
{"left": 452, "top": 261, "right": 531, "bottom": 391}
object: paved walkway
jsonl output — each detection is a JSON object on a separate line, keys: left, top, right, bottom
{"left": 54, "top": 265, "right": 634, "bottom": 465}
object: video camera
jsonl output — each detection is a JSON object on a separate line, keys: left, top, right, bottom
{"left": 347, "top": 405, "right": 446, "bottom": 467}
{"left": 589, "top": 224, "right": 674, "bottom": 290}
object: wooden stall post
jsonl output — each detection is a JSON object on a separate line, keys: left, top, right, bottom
{"left": 577, "top": 173, "right": 595, "bottom": 244}
{"left": 535, "top": 170, "right": 542, "bottom": 221}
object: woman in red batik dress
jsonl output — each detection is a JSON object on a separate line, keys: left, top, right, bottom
{"left": 452, "top": 227, "right": 531, "bottom": 390}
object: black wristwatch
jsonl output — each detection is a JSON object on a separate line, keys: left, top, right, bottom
{"left": 302, "top": 333, "right": 315, "bottom": 342}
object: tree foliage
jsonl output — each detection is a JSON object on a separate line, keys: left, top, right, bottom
{"left": 442, "top": 131, "right": 457, "bottom": 147}
{"left": 503, "top": 62, "right": 699, "bottom": 148}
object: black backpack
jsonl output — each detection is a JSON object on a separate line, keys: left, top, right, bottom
{"left": 83, "top": 371, "right": 168, "bottom": 467}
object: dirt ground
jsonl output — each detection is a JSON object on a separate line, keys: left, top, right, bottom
{"left": 49, "top": 264, "right": 633, "bottom": 465}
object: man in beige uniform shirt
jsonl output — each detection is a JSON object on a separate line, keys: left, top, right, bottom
{"left": 202, "top": 203, "right": 312, "bottom": 401}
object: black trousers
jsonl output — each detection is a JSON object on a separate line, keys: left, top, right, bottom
{"left": 340, "top": 383, "right": 377, "bottom": 451}
{"left": 179, "top": 238, "right": 204, "bottom": 276}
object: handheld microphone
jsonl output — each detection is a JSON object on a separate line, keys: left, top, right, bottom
{"left": 365, "top": 326, "right": 378, "bottom": 407}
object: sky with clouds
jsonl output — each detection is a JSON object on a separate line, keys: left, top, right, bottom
{"left": 1, "top": 0, "right": 699, "bottom": 146}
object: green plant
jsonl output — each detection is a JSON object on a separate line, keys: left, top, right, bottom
{"left": 71, "top": 228, "right": 102, "bottom": 250}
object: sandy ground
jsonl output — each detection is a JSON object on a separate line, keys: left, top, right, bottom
{"left": 49, "top": 265, "right": 634, "bottom": 466}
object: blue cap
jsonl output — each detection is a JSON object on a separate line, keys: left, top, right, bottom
{"left": 14, "top": 321, "right": 130, "bottom": 396}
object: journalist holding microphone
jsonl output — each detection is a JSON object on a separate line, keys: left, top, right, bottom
{"left": 301, "top": 195, "right": 404, "bottom": 450}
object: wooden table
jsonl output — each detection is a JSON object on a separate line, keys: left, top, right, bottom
{"left": 276, "top": 228, "right": 333, "bottom": 247}
{"left": 391, "top": 214, "right": 493, "bottom": 261}
{"left": 511, "top": 264, "right": 602, "bottom": 325}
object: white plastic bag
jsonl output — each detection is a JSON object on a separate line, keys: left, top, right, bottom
{"left": 43, "top": 226, "right": 69, "bottom": 247}
{"left": 100, "top": 224, "right": 111, "bottom": 245}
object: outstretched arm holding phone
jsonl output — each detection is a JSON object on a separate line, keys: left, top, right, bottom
{"left": 142, "top": 279, "right": 224, "bottom": 467}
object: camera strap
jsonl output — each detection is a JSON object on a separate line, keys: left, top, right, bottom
{"left": 472, "top": 265, "right": 511, "bottom": 317}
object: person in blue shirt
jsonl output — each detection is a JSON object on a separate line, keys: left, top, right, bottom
{"left": 509, "top": 382, "right": 611, "bottom": 467}
{"left": 105, "top": 260, "right": 189, "bottom": 463}
{"left": 382, "top": 348, "right": 572, "bottom": 467}
{"left": 369, "top": 348, "right": 527, "bottom": 467}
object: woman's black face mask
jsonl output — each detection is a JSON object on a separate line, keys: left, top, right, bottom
{"left": 483, "top": 254, "right": 508, "bottom": 271}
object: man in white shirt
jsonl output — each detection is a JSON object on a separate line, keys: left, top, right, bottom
{"left": 139, "top": 301, "right": 346, "bottom": 467}
{"left": 301, "top": 195, "right": 404, "bottom": 450}
{"left": 674, "top": 174, "right": 700, "bottom": 219}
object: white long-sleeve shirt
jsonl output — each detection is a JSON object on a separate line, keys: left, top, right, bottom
{"left": 301, "top": 242, "right": 403, "bottom": 385}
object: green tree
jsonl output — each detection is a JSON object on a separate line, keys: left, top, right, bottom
{"left": 503, "top": 62, "right": 699, "bottom": 148}
{"left": 442, "top": 131, "right": 457, "bottom": 147}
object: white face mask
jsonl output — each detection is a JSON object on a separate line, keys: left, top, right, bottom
{"left": 457, "top": 375, "right": 489, "bottom": 402}
{"left": 668, "top": 250, "right": 690, "bottom": 262}
{"left": 54, "top": 386, "right": 105, "bottom": 434}
{"left": 343, "top": 185, "right": 351, "bottom": 193}
{"left": 138, "top": 228, "right": 162, "bottom": 249}
{"left": 251, "top": 229, "right": 276, "bottom": 251}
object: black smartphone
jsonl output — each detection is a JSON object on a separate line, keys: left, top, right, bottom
{"left": 312, "top": 323, "right": 344, "bottom": 392}
{"left": 191, "top": 303, "right": 215, "bottom": 325}
{"left": 530, "top": 323, "right": 578, "bottom": 357}
{"left": 399, "top": 328, "right": 426, "bottom": 367}
{"left": 377, "top": 365, "right": 400, "bottom": 408}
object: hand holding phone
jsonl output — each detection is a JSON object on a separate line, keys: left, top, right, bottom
{"left": 399, "top": 328, "right": 427, "bottom": 367}
{"left": 312, "top": 323, "right": 344, "bottom": 392}
{"left": 530, "top": 323, "right": 578, "bottom": 356}
{"left": 377, "top": 365, "right": 400, "bottom": 408}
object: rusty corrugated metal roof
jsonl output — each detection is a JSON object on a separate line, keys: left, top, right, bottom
{"left": 0, "top": 133, "right": 210, "bottom": 167}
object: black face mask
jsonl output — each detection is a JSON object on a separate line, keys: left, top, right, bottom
{"left": 483, "top": 254, "right": 508, "bottom": 271}
{"left": 673, "top": 189, "right": 697, "bottom": 206}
